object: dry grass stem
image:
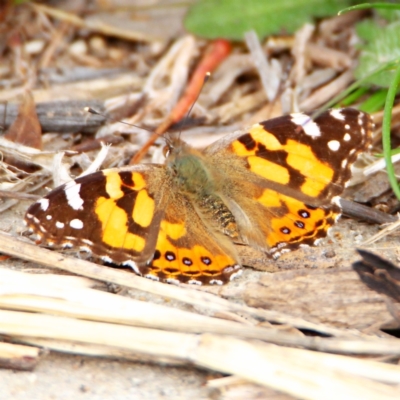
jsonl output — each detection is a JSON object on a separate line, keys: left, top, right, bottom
{"left": 363, "top": 154, "right": 400, "bottom": 176}
{"left": 300, "top": 69, "right": 355, "bottom": 111}
{"left": 361, "top": 218, "right": 400, "bottom": 246}
{"left": 196, "top": 336, "right": 400, "bottom": 400}
{"left": 0, "top": 230, "right": 374, "bottom": 340}
{"left": 306, "top": 44, "right": 352, "bottom": 70}
{"left": 32, "top": 3, "right": 161, "bottom": 43}
{"left": 290, "top": 23, "right": 315, "bottom": 100}
{"left": 245, "top": 30, "right": 281, "bottom": 102}
{"left": 200, "top": 54, "right": 254, "bottom": 108}
{"left": 1, "top": 309, "right": 400, "bottom": 399}
{"left": 142, "top": 36, "right": 196, "bottom": 117}
{"left": 10, "top": 337, "right": 186, "bottom": 365}
{"left": 3, "top": 232, "right": 400, "bottom": 357}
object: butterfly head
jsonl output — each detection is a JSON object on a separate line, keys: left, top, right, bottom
{"left": 163, "top": 137, "right": 214, "bottom": 196}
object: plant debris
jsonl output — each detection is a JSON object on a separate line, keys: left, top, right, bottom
{"left": 1, "top": 2, "right": 400, "bottom": 399}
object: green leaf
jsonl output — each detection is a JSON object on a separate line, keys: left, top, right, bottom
{"left": 355, "top": 19, "right": 382, "bottom": 42}
{"left": 185, "top": 0, "right": 350, "bottom": 40}
{"left": 355, "top": 22, "right": 400, "bottom": 87}
{"left": 377, "top": 5, "right": 400, "bottom": 22}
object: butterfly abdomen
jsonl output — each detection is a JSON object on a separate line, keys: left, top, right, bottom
{"left": 166, "top": 147, "right": 236, "bottom": 233}
{"left": 197, "top": 193, "right": 238, "bottom": 238}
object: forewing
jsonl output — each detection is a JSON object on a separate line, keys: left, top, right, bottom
{"left": 205, "top": 108, "right": 373, "bottom": 255}
{"left": 207, "top": 108, "right": 374, "bottom": 205}
{"left": 25, "top": 165, "right": 167, "bottom": 266}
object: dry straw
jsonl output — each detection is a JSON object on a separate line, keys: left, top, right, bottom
{"left": 1, "top": 231, "right": 400, "bottom": 398}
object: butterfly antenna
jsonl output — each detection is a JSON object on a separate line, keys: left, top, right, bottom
{"left": 84, "top": 107, "right": 153, "bottom": 133}
{"left": 175, "top": 71, "right": 211, "bottom": 141}
{"left": 186, "top": 71, "right": 210, "bottom": 119}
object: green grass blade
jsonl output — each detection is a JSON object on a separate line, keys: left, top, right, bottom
{"left": 358, "top": 89, "right": 388, "bottom": 113}
{"left": 339, "top": 2, "right": 400, "bottom": 15}
{"left": 322, "top": 59, "right": 399, "bottom": 110}
{"left": 339, "top": 87, "right": 369, "bottom": 107}
{"left": 382, "top": 61, "right": 400, "bottom": 200}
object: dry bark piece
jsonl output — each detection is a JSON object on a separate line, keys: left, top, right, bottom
{"left": 0, "top": 342, "right": 40, "bottom": 371}
{"left": 1, "top": 100, "right": 105, "bottom": 133}
{"left": 242, "top": 267, "right": 391, "bottom": 330}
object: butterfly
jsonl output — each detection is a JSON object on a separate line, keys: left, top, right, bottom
{"left": 25, "top": 108, "right": 373, "bottom": 285}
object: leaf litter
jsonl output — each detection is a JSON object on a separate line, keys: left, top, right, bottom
{"left": 1, "top": 2, "right": 400, "bottom": 399}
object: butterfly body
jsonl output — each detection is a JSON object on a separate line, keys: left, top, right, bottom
{"left": 25, "top": 108, "right": 374, "bottom": 285}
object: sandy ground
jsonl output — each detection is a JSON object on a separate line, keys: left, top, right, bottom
{"left": 0, "top": 352, "right": 210, "bottom": 400}
{"left": 1, "top": 188, "right": 398, "bottom": 400}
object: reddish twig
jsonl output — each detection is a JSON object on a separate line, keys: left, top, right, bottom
{"left": 130, "top": 39, "right": 232, "bottom": 164}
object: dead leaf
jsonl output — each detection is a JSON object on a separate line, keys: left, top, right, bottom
{"left": 5, "top": 91, "right": 42, "bottom": 149}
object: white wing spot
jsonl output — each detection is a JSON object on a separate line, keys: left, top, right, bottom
{"left": 123, "top": 260, "right": 141, "bottom": 275}
{"left": 188, "top": 279, "right": 202, "bottom": 285}
{"left": 56, "top": 221, "right": 65, "bottom": 229}
{"left": 345, "top": 124, "right": 350, "bottom": 130}
{"left": 329, "top": 109, "right": 345, "bottom": 120}
{"left": 290, "top": 113, "right": 321, "bottom": 137}
{"left": 79, "top": 246, "right": 92, "bottom": 253}
{"left": 328, "top": 140, "right": 340, "bottom": 151}
{"left": 46, "top": 215, "right": 52, "bottom": 220}
{"left": 38, "top": 198, "right": 49, "bottom": 211}
{"left": 64, "top": 181, "right": 84, "bottom": 210}
{"left": 101, "top": 255, "right": 113, "bottom": 263}
{"left": 70, "top": 219, "right": 83, "bottom": 229}
{"left": 343, "top": 133, "right": 351, "bottom": 141}
{"left": 166, "top": 278, "right": 180, "bottom": 285}
{"left": 209, "top": 279, "right": 223, "bottom": 285}
{"left": 341, "top": 159, "right": 348, "bottom": 168}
